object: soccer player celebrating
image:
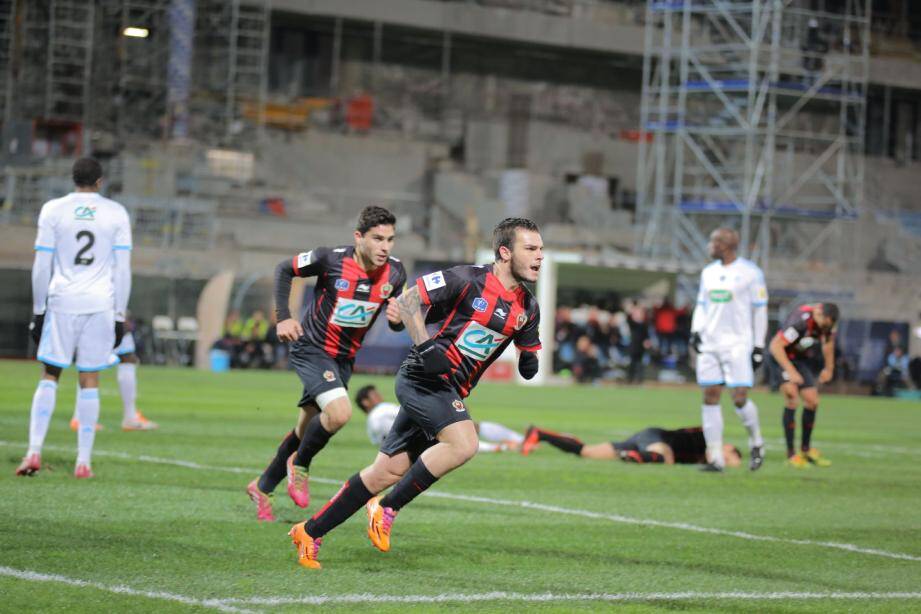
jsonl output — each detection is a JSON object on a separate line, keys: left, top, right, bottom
{"left": 690, "top": 228, "right": 768, "bottom": 472}
{"left": 355, "top": 384, "right": 525, "bottom": 452}
{"left": 521, "top": 425, "right": 742, "bottom": 467}
{"left": 16, "top": 158, "right": 132, "bottom": 479}
{"left": 768, "top": 302, "right": 839, "bottom": 468}
{"left": 288, "top": 217, "right": 543, "bottom": 569}
{"left": 246, "top": 206, "right": 407, "bottom": 521}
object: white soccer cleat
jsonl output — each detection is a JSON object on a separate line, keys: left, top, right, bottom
{"left": 122, "top": 411, "right": 158, "bottom": 431}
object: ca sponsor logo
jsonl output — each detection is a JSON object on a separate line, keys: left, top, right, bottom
{"left": 331, "top": 297, "right": 380, "bottom": 328}
{"left": 74, "top": 206, "right": 96, "bottom": 220}
{"left": 455, "top": 321, "right": 506, "bottom": 361}
{"left": 709, "top": 289, "right": 733, "bottom": 303}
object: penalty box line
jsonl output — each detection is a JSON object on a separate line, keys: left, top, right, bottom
{"left": 2, "top": 565, "right": 921, "bottom": 609}
{"left": 3, "top": 440, "right": 920, "bottom": 564}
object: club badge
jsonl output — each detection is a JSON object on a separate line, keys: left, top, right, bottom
{"left": 452, "top": 399, "right": 465, "bottom": 412}
{"left": 380, "top": 283, "right": 393, "bottom": 298}
{"left": 515, "top": 313, "right": 528, "bottom": 330}
{"left": 323, "top": 370, "right": 336, "bottom": 382}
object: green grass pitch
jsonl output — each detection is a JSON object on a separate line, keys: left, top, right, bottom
{"left": 1, "top": 360, "right": 920, "bottom": 612}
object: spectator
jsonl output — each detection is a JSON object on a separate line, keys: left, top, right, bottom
{"left": 653, "top": 298, "right": 679, "bottom": 357}
{"left": 627, "top": 301, "right": 651, "bottom": 384}
{"left": 572, "top": 335, "right": 602, "bottom": 384}
{"left": 878, "top": 346, "right": 910, "bottom": 396}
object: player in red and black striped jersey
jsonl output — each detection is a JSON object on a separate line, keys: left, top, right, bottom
{"left": 768, "top": 302, "right": 839, "bottom": 468}
{"left": 288, "top": 218, "right": 543, "bottom": 569}
{"left": 246, "top": 206, "right": 407, "bottom": 522}
{"left": 520, "top": 425, "right": 742, "bottom": 467}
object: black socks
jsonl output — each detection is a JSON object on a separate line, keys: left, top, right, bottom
{"left": 801, "top": 406, "right": 817, "bottom": 452}
{"left": 294, "top": 413, "right": 333, "bottom": 471}
{"left": 783, "top": 407, "right": 797, "bottom": 457}
{"left": 257, "top": 430, "right": 300, "bottom": 493}
{"left": 380, "top": 459, "right": 439, "bottom": 512}
{"left": 538, "top": 429, "right": 585, "bottom": 455}
{"left": 305, "top": 472, "right": 373, "bottom": 538}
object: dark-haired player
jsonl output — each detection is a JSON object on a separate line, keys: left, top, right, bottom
{"left": 288, "top": 218, "right": 543, "bottom": 569}
{"left": 355, "top": 384, "right": 524, "bottom": 452}
{"left": 521, "top": 425, "right": 742, "bottom": 467}
{"left": 246, "top": 206, "right": 407, "bottom": 521}
{"left": 15, "top": 158, "right": 132, "bottom": 479}
{"left": 769, "top": 302, "right": 839, "bottom": 468}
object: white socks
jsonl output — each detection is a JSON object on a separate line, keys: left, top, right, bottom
{"left": 478, "top": 421, "right": 525, "bottom": 444}
{"left": 735, "top": 399, "right": 764, "bottom": 448}
{"left": 28, "top": 380, "right": 58, "bottom": 456}
{"left": 701, "top": 403, "right": 725, "bottom": 467}
{"left": 117, "top": 362, "right": 137, "bottom": 421}
{"left": 76, "top": 388, "right": 100, "bottom": 466}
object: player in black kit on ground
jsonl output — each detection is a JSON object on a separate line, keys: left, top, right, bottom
{"left": 246, "top": 206, "right": 407, "bottom": 521}
{"left": 288, "top": 218, "right": 544, "bottom": 569}
{"left": 521, "top": 425, "right": 742, "bottom": 467}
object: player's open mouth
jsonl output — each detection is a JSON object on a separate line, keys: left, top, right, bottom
{"left": 530, "top": 264, "right": 540, "bottom": 272}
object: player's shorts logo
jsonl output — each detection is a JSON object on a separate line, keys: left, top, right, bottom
{"left": 452, "top": 399, "right": 465, "bottom": 412}
{"left": 455, "top": 321, "right": 506, "bottom": 361}
{"left": 74, "top": 206, "right": 96, "bottom": 220}
{"left": 331, "top": 297, "right": 380, "bottom": 328}
{"left": 472, "top": 297, "right": 488, "bottom": 312}
{"left": 380, "top": 283, "right": 393, "bottom": 298}
{"left": 335, "top": 279, "right": 350, "bottom": 291}
{"left": 323, "top": 370, "right": 336, "bottom": 382}
{"left": 708, "top": 289, "right": 733, "bottom": 303}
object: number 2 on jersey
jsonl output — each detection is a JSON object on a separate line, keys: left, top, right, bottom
{"left": 74, "top": 230, "right": 95, "bottom": 266}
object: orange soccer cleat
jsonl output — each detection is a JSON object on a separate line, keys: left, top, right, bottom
{"left": 366, "top": 496, "right": 397, "bottom": 553}
{"left": 246, "top": 479, "right": 276, "bottom": 522}
{"left": 803, "top": 448, "right": 831, "bottom": 467}
{"left": 122, "top": 411, "right": 158, "bottom": 431}
{"left": 286, "top": 454, "right": 310, "bottom": 509}
{"left": 15, "top": 453, "right": 41, "bottom": 476}
{"left": 520, "top": 426, "right": 540, "bottom": 456}
{"left": 786, "top": 453, "right": 809, "bottom": 469}
{"left": 288, "top": 522, "right": 322, "bottom": 569}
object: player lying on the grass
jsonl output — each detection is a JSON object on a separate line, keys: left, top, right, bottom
{"left": 288, "top": 217, "right": 543, "bottom": 569}
{"left": 520, "top": 425, "right": 742, "bottom": 467}
{"left": 690, "top": 227, "right": 768, "bottom": 472}
{"left": 768, "top": 302, "right": 839, "bottom": 468}
{"left": 67, "top": 326, "right": 158, "bottom": 433}
{"left": 16, "top": 158, "right": 132, "bottom": 479}
{"left": 356, "top": 384, "right": 525, "bottom": 452}
{"left": 246, "top": 206, "right": 407, "bottom": 521}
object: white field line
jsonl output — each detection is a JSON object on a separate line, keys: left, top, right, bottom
{"left": 0, "top": 566, "right": 254, "bottom": 613}
{"left": 3, "top": 565, "right": 920, "bottom": 610}
{"left": 3, "top": 440, "right": 920, "bottom": 563}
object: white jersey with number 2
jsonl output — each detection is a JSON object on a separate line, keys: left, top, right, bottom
{"left": 34, "top": 192, "right": 132, "bottom": 314}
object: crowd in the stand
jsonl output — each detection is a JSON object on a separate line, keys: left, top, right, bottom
{"left": 213, "top": 309, "right": 286, "bottom": 369}
{"left": 553, "top": 298, "right": 691, "bottom": 384}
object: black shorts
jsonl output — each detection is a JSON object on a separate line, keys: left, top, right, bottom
{"left": 289, "top": 344, "right": 353, "bottom": 408}
{"left": 379, "top": 366, "right": 472, "bottom": 462}
{"left": 612, "top": 428, "right": 665, "bottom": 453}
{"left": 769, "top": 356, "right": 817, "bottom": 389}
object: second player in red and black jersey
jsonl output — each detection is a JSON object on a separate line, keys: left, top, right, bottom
{"left": 768, "top": 302, "right": 839, "bottom": 466}
{"left": 246, "top": 206, "right": 406, "bottom": 522}
{"left": 403, "top": 263, "right": 541, "bottom": 397}
{"left": 287, "top": 218, "right": 544, "bottom": 570}
{"left": 285, "top": 244, "right": 406, "bottom": 361}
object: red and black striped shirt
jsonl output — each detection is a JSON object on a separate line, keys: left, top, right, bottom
{"left": 775, "top": 304, "right": 834, "bottom": 360}
{"left": 290, "top": 246, "right": 406, "bottom": 361}
{"left": 407, "top": 264, "right": 541, "bottom": 398}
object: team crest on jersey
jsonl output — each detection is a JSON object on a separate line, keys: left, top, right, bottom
{"left": 709, "top": 289, "right": 733, "bottom": 303}
{"left": 74, "top": 206, "right": 96, "bottom": 220}
{"left": 380, "top": 283, "right": 393, "bottom": 298}
{"left": 452, "top": 399, "right": 465, "bottom": 412}
{"left": 515, "top": 313, "right": 528, "bottom": 331}
{"left": 323, "top": 370, "right": 336, "bottom": 382}
{"left": 455, "top": 321, "right": 507, "bottom": 361}
{"left": 335, "top": 279, "right": 350, "bottom": 291}
{"left": 472, "top": 297, "right": 488, "bottom": 312}
{"left": 331, "top": 297, "right": 380, "bottom": 328}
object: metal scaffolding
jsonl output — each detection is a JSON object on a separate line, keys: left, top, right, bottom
{"left": 636, "top": 0, "right": 871, "bottom": 270}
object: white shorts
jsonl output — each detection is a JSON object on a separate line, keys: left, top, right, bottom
{"left": 696, "top": 344, "right": 753, "bottom": 388}
{"left": 115, "top": 331, "right": 136, "bottom": 356}
{"left": 37, "top": 310, "right": 118, "bottom": 372}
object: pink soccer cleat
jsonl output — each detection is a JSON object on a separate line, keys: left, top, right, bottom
{"left": 286, "top": 453, "right": 310, "bottom": 509}
{"left": 15, "top": 453, "right": 41, "bottom": 476}
{"left": 74, "top": 463, "right": 94, "bottom": 479}
{"left": 246, "top": 479, "right": 276, "bottom": 522}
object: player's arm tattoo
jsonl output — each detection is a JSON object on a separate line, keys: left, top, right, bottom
{"left": 396, "top": 285, "right": 429, "bottom": 346}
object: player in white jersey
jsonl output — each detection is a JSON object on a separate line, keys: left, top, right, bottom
{"left": 355, "top": 385, "right": 524, "bottom": 452}
{"left": 690, "top": 228, "right": 768, "bottom": 472}
{"left": 15, "top": 158, "right": 132, "bottom": 479}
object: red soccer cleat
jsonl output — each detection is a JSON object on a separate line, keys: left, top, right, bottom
{"left": 15, "top": 453, "right": 41, "bottom": 476}
{"left": 246, "top": 479, "right": 276, "bottom": 522}
{"left": 286, "top": 453, "right": 310, "bottom": 509}
{"left": 74, "top": 463, "right": 94, "bottom": 479}
{"left": 521, "top": 426, "right": 540, "bottom": 456}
